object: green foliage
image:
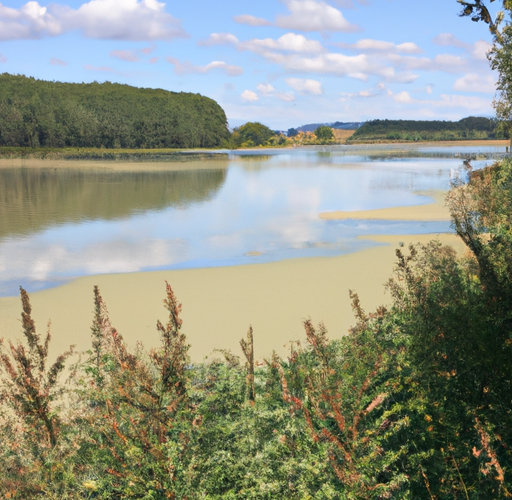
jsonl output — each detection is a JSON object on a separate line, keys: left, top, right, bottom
{"left": 350, "top": 116, "right": 499, "bottom": 142}
{"left": 233, "top": 122, "right": 275, "bottom": 147}
{"left": 0, "top": 73, "right": 230, "bottom": 149}
{"left": 314, "top": 126, "right": 334, "bottom": 143}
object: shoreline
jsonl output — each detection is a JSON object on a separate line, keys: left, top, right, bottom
{"left": 0, "top": 232, "right": 466, "bottom": 363}
{"left": 320, "top": 190, "right": 451, "bottom": 221}
{"left": 0, "top": 139, "right": 508, "bottom": 166}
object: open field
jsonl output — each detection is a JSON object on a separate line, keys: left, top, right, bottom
{"left": 332, "top": 129, "right": 356, "bottom": 143}
{"left": 0, "top": 233, "right": 466, "bottom": 363}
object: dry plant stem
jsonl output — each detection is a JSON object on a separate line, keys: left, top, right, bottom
{"left": 240, "top": 325, "right": 255, "bottom": 402}
{"left": 0, "top": 287, "right": 74, "bottom": 449}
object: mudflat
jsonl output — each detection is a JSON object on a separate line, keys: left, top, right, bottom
{"left": 0, "top": 233, "right": 466, "bottom": 363}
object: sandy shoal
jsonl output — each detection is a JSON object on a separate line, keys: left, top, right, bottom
{"left": 0, "top": 233, "right": 466, "bottom": 363}
{"left": 320, "top": 191, "right": 450, "bottom": 221}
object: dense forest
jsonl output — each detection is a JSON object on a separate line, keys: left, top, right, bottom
{"left": 1, "top": 157, "right": 511, "bottom": 499}
{"left": 0, "top": 73, "right": 230, "bottom": 149}
{"left": 349, "top": 116, "right": 502, "bottom": 142}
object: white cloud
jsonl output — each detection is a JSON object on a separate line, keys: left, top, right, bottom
{"left": 285, "top": 78, "right": 323, "bottom": 95}
{"left": 341, "top": 39, "right": 422, "bottom": 54}
{"left": 50, "top": 57, "right": 66, "bottom": 66}
{"left": 0, "top": 0, "right": 187, "bottom": 41}
{"left": 472, "top": 39, "right": 492, "bottom": 61}
{"left": 276, "top": 92, "right": 296, "bottom": 102}
{"left": 393, "top": 91, "right": 413, "bottom": 103}
{"left": 0, "top": 54, "right": 7, "bottom": 63}
{"left": 257, "top": 83, "right": 276, "bottom": 94}
{"left": 233, "top": 14, "right": 272, "bottom": 26}
{"left": 241, "top": 90, "right": 259, "bottom": 102}
{"left": 453, "top": 73, "right": 496, "bottom": 93}
{"left": 263, "top": 51, "right": 418, "bottom": 83}
{"left": 110, "top": 49, "right": 140, "bottom": 62}
{"left": 432, "top": 33, "right": 468, "bottom": 49}
{"left": 386, "top": 89, "right": 491, "bottom": 111}
{"left": 396, "top": 42, "right": 422, "bottom": 54}
{"left": 276, "top": 0, "right": 360, "bottom": 32}
{"left": 166, "top": 57, "right": 243, "bottom": 76}
{"left": 240, "top": 33, "right": 324, "bottom": 54}
{"left": 198, "top": 32, "right": 239, "bottom": 46}
{"left": 389, "top": 53, "right": 468, "bottom": 74}
{"left": 0, "top": 1, "right": 63, "bottom": 40}
{"left": 254, "top": 83, "right": 296, "bottom": 101}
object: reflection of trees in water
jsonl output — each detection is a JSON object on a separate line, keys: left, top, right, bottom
{"left": 0, "top": 166, "right": 227, "bottom": 238}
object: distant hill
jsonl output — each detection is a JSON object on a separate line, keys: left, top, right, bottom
{"left": 0, "top": 73, "right": 230, "bottom": 149}
{"left": 349, "top": 116, "right": 501, "bottom": 143}
{"left": 296, "top": 121, "right": 365, "bottom": 132}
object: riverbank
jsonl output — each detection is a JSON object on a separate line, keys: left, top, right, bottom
{"left": 0, "top": 233, "right": 466, "bottom": 363}
{"left": 0, "top": 139, "right": 508, "bottom": 163}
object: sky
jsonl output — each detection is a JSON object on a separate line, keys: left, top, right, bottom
{"left": 0, "top": 0, "right": 503, "bottom": 129}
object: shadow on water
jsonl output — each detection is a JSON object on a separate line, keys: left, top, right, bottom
{"left": 0, "top": 166, "right": 227, "bottom": 239}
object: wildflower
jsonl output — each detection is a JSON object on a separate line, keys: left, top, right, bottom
{"left": 83, "top": 480, "right": 98, "bottom": 491}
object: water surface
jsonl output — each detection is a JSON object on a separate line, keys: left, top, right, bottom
{"left": 0, "top": 147, "right": 493, "bottom": 296}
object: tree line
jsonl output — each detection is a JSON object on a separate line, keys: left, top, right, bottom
{"left": 349, "top": 116, "right": 502, "bottom": 142}
{"left": 1, "top": 156, "right": 511, "bottom": 499}
{"left": 0, "top": 73, "right": 230, "bottom": 149}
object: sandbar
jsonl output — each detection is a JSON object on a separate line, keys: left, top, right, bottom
{"left": 0, "top": 233, "right": 465, "bottom": 363}
{"left": 320, "top": 191, "right": 451, "bottom": 221}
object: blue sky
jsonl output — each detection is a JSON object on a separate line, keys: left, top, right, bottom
{"left": 0, "top": 0, "right": 502, "bottom": 129}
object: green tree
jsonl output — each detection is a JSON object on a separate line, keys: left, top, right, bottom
{"left": 234, "top": 122, "right": 274, "bottom": 146}
{"left": 314, "top": 125, "right": 334, "bottom": 142}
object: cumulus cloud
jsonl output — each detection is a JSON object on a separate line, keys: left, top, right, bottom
{"left": 453, "top": 73, "right": 496, "bottom": 93}
{"left": 433, "top": 34, "right": 491, "bottom": 62}
{"left": 472, "top": 39, "right": 492, "bottom": 61}
{"left": 240, "top": 33, "right": 324, "bottom": 54}
{"left": 254, "top": 83, "right": 296, "bottom": 101}
{"left": 387, "top": 89, "right": 491, "bottom": 111}
{"left": 110, "top": 49, "right": 140, "bottom": 62}
{"left": 261, "top": 51, "right": 418, "bottom": 83}
{"left": 388, "top": 53, "right": 468, "bottom": 74}
{"left": 166, "top": 57, "right": 243, "bottom": 76}
{"left": 50, "top": 57, "right": 66, "bottom": 66}
{"left": 285, "top": 78, "right": 323, "bottom": 95}
{"left": 235, "top": 0, "right": 359, "bottom": 33}
{"left": 241, "top": 90, "right": 259, "bottom": 102}
{"left": 339, "top": 38, "right": 422, "bottom": 54}
{"left": 257, "top": 83, "right": 276, "bottom": 94}
{"left": 233, "top": 14, "right": 272, "bottom": 26}
{"left": 198, "top": 32, "right": 239, "bottom": 46}
{"left": 0, "top": 0, "right": 187, "bottom": 41}
{"left": 276, "top": 0, "right": 360, "bottom": 32}
{"left": 0, "top": 1, "right": 63, "bottom": 40}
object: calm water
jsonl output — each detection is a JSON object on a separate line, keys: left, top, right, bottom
{"left": 0, "top": 147, "right": 497, "bottom": 296}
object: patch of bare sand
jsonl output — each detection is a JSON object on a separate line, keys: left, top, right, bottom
{"left": 320, "top": 190, "right": 450, "bottom": 221}
{"left": 0, "top": 233, "right": 464, "bottom": 363}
